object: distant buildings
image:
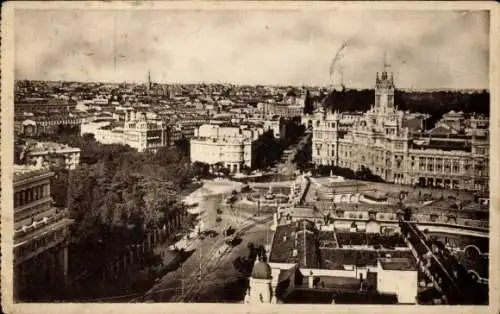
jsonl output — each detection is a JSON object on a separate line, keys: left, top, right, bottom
{"left": 15, "top": 115, "right": 85, "bottom": 137}
{"left": 14, "top": 97, "right": 77, "bottom": 114}
{"left": 13, "top": 165, "right": 73, "bottom": 300}
{"left": 190, "top": 124, "right": 261, "bottom": 173}
{"left": 263, "top": 118, "right": 281, "bottom": 138}
{"left": 304, "top": 67, "right": 489, "bottom": 192}
{"left": 258, "top": 102, "right": 304, "bottom": 119}
{"left": 80, "top": 110, "right": 170, "bottom": 152}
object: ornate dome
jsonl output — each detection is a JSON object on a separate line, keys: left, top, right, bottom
{"left": 251, "top": 260, "right": 272, "bottom": 280}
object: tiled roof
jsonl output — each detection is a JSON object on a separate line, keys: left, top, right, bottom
{"left": 270, "top": 220, "right": 413, "bottom": 270}
{"left": 319, "top": 249, "right": 414, "bottom": 269}
{"left": 334, "top": 232, "right": 407, "bottom": 248}
{"left": 269, "top": 220, "right": 320, "bottom": 268}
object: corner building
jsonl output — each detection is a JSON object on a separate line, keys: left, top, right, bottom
{"left": 307, "top": 68, "right": 489, "bottom": 192}
{"left": 13, "top": 166, "right": 73, "bottom": 300}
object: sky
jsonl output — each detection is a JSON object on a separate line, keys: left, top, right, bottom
{"left": 14, "top": 9, "right": 490, "bottom": 89}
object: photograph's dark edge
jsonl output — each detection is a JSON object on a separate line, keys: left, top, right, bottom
{"left": 1, "top": 2, "right": 498, "bottom": 312}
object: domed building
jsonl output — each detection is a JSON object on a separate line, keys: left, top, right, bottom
{"left": 251, "top": 259, "right": 272, "bottom": 280}
{"left": 244, "top": 257, "right": 274, "bottom": 304}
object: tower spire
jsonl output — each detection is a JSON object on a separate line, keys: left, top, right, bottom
{"left": 383, "top": 51, "right": 389, "bottom": 73}
{"left": 148, "top": 70, "right": 152, "bottom": 90}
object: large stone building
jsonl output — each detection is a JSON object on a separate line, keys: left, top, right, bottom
{"left": 80, "top": 110, "right": 170, "bottom": 153}
{"left": 190, "top": 124, "right": 261, "bottom": 173}
{"left": 304, "top": 67, "right": 489, "bottom": 192}
{"left": 22, "top": 141, "right": 81, "bottom": 170}
{"left": 258, "top": 102, "right": 304, "bottom": 119}
{"left": 13, "top": 165, "right": 73, "bottom": 300}
{"left": 15, "top": 115, "right": 85, "bottom": 137}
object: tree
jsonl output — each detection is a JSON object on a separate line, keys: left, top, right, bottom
{"left": 192, "top": 161, "right": 211, "bottom": 178}
{"left": 219, "top": 167, "right": 231, "bottom": 177}
{"left": 174, "top": 138, "right": 190, "bottom": 158}
{"left": 49, "top": 163, "right": 69, "bottom": 207}
{"left": 403, "top": 207, "right": 412, "bottom": 221}
{"left": 280, "top": 118, "right": 305, "bottom": 146}
{"left": 251, "top": 130, "right": 284, "bottom": 170}
{"left": 303, "top": 90, "right": 314, "bottom": 115}
{"left": 354, "top": 166, "right": 384, "bottom": 182}
{"left": 31, "top": 128, "right": 207, "bottom": 279}
{"left": 294, "top": 139, "right": 312, "bottom": 171}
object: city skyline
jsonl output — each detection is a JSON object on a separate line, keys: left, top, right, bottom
{"left": 15, "top": 9, "right": 489, "bottom": 89}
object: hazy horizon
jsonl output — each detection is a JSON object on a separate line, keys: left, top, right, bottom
{"left": 15, "top": 9, "right": 489, "bottom": 89}
{"left": 15, "top": 79, "right": 489, "bottom": 93}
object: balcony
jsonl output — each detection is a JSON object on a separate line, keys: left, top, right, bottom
{"left": 14, "top": 214, "right": 73, "bottom": 265}
{"left": 14, "top": 196, "right": 53, "bottom": 220}
{"left": 14, "top": 210, "right": 72, "bottom": 241}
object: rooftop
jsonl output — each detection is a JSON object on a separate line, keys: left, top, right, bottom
{"left": 13, "top": 165, "right": 53, "bottom": 184}
{"left": 26, "top": 141, "right": 80, "bottom": 153}
{"left": 269, "top": 220, "right": 320, "bottom": 268}
{"left": 270, "top": 220, "right": 415, "bottom": 270}
{"left": 378, "top": 257, "right": 417, "bottom": 271}
{"left": 14, "top": 164, "right": 42, "bottom": 175}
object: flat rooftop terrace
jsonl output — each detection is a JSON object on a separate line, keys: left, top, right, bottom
{"left": 307, "top": 177, "right": 477, "bottom": 205}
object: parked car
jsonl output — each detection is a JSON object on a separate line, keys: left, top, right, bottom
{"left": 203, "top": 230, "right": 218, "bottom": 238}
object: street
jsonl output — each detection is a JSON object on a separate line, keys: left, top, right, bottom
{"left": 137, "top": 182, "right": 274, "bottom": 303}
{"left": 276, "top": 130, "right": 312, "bottom": 176}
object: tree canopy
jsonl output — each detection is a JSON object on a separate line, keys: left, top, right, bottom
{"left": 251, "top": 130, "right": 284, "bottom": 170}
{"left": 323, "top": 89, "right": 489, "bottom": 129}
{"left": 42, "top": 133, "right": 193, "bottom": 249}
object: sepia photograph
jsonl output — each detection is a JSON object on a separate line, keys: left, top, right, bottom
{"left": 1, "top": 1, "right": 498, "bottom": 313}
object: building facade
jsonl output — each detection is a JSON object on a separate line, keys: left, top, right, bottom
{"left": 23, "top": 141, "right": 81, "bottom": 170}
{"left": 258, "top": 102, "right": 305, "bottom": 119}
{"left": 305, "top": 68, "right": 489, "bottom": 192}
{"left": 80, "top": 110, "right": 170, "bottom": 152}
{"left": 15, "top": 116, "right": 85, "bottom": 137}
{"left": 190, "top": 124, "right": 254, "bottom": 173}
{"left": 13, "top": 166, "right": 73, "bottom": 300}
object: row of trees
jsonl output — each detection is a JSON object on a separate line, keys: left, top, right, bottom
{"left": 280, "top": 117, "right": 306, "bottom": 147}
{"left": 320, "top": 89, "right": 489, "bottom": 129}
{"left": 251, "top": 130, "right": 284, "bottom": 170}
{"left": 311, "top": 165, "right": 385, "bottom": 183}
{"left": 251, "top": 118, "right": 306, "bottom": 170}
{"left": 294, "top": 137, "right": 312, "bottom": 172}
